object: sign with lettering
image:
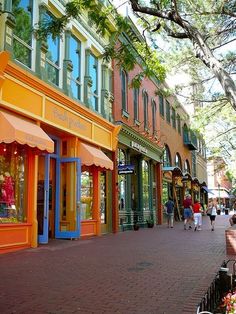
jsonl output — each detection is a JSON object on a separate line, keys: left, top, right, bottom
{"left": 130, "top": 141, "right": 148, "bottom": 154}
{"left": 118, "top": 164, "right": 135, "bottom": 175}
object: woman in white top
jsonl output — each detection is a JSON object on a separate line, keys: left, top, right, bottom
{"left": 207, "top": 199, "right": 217, "bottom": 231}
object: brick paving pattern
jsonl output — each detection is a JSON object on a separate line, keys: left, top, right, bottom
{"left": 0, "top": 214, "right": 234, "bottom": 314}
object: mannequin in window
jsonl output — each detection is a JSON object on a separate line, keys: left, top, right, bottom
{"left": 1, "top": 172, "right": 15, "bottom": 205}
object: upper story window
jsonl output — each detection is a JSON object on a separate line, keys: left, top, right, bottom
{"left": 89, "top": 53, "right": 98, "bottom": 111}
{"left": 166, "top": 100, "right": 171, "bottom": 123}
{"left": 163, "top": 145, "right": 171, "bottom": 167}
{"left": 177, "top": 114, "right": 181, "bottom": 134}
{"left": 184, "top": 160, "right": 190, "bottom": 173}
{"left": 171, "top": 107, "right": 176, "bottom": 129}
{"left": 143, "top": 91, "right": 148, "bottom": 130}
{"left": 45, "top": 13, "right": 60, "bottom": 86}
{"left": 152, "top": 100, "right": 157, "bottom": 136}
{"left": 175, "top": 153, "right": 182, "bottom": 169}
{"left": 69, "top": 35, "right": 81, "bottom": 100}
{"left": 121, "top": 69, "right": 128, "bottom": 111}
{"left": 133, "top": 88, "right": 139, "bottom": 121}
{"left": 159, "top": 95, "right": 164, "bottom": 117}
{"left": 13, "top": 0, "right": 33, "bottom": 68}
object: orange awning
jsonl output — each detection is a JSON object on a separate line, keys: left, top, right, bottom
{"left": 0, "top": 111, "right": 54, "bottom": 153}
{"left": 78, "top": 142, "right": 113, "bottom": 170}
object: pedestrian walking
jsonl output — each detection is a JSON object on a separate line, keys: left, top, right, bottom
{"left": 192, "top": 199, "right": 202, "bottom": 231}
{"left": 164, "top": 197, "right": 175, "bottom": 228}
{"left": 229, "top": 214, "right": 236, "bottom": 226}
{"left": 207, "top": 199, "right": 217, "bottom": 231}
{"left": 183, "top": 194, "right": 193, "bottom": 230}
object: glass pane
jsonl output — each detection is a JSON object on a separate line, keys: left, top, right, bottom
{"left": 142, "top": 160, "right": 149, "bottom": 211}
{"left": 100, "top": 172, "right": 106, "bottom": 224}
{"left": 70, "top": 36, "right": 81, "bottom": 81}
{"left": 13, "top": 0, "right": 32, "bottom": 67}
{"left": 13, "top": 0, "right": 32, "bottom": 44}
{"left": 60, "top": 162, "right": 77, "bottom": 232}
{"left": 81, "top": 171, "right": 93, "bottom": 220}
{"left": 37, "top": 155, "right": 45, "bottom": 235}
{"left": 0, "top": 144, "right": 27, "bottom": 223}
{"left": 46, "top": 63, "right": 59, "bottom": 85}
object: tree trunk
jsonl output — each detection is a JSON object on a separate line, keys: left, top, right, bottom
{"left": 190, "top": 28, "right": 236, "bottom": 112}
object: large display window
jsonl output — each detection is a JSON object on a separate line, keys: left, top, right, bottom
{"left": 81, "top": 169, "right": 93, "bottom": 220}
{"left": 0, "top": 144, "right": 27, "bottom": 223}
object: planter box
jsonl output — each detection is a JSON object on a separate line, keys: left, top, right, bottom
{"left": 225, "top": 225, "right": 236, "bottom": 255}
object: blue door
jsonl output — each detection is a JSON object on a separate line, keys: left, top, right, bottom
{"left": 55, "top": 158, "right": 81, "bottom": 239}
{"left": 37, "top": 155, "right": 50, "bottom": 244}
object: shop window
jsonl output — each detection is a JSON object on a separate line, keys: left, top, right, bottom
{"left": 13, "top": 0, "right": 33, "bottom": 68}
{"left": 100, "top": 171, "right": 107, "bottom": 224}
{"left": 118, "top": 149, "right": 126, "bottom": 211}
{"left": 0, "top": 144, "right": 27, "bottom": 223}
{"left": 142, "top": 160, "right": 150, "bottom": 211}
{"left": 81, "top": 170, "right": 93, "bottom": 220}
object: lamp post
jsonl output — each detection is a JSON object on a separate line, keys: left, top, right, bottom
{"left": 218, "top": 183, "right": 221, "bottom": 215}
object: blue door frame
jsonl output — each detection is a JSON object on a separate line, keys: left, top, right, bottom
{"left": 55, "top": 157, "right": 81, "bottom": 239}
{"left": 38, "top": 156, "right": 81, "bottom": 243}
{"left": 38, "top": 155, "right": 50, "bottom": 244}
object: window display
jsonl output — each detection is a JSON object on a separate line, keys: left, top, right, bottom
{"left": 0, "top": 144, "right": 27, "bottom": 223}
{"left": 81, "top": 170, "right": 93, "bottom": 220}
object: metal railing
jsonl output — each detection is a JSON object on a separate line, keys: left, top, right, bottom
{"left": 196, "top": 259, "right": 236, "bottom": 313}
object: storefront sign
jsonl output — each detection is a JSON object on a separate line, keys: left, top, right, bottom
{"left": 175, "top": 176, "right": 183, "bottom": 187}
{"left": 118, "top": 164, "right": 135, "bottom": 175}
{"left": 130, "top": 141, "right": 148, "bottom": 154}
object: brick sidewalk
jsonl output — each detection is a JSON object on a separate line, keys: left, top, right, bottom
{"left": 0, "top": 214, "right": 234, "bottom": 314}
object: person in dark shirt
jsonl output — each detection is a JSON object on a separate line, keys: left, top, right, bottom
{"left": 164, "top": 197, "right": 175, "bottom": 228}
{"left": 183, "top": 194, "right": 193, "bottom": 230}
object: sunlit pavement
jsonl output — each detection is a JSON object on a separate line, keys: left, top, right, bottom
{"left": 0, "top": 214, "right": 234, "bottom": 314}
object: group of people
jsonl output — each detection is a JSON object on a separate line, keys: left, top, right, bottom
{"left": 164, "top": 195, "right": 218, "bottom": 231}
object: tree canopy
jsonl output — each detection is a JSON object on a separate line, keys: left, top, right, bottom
{"left": 36, "top": 0, "right": 236, "bottom": 111}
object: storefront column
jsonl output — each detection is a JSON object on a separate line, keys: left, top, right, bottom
{"left": 93, "top": 168, "right": 101, "bottom": 236}
{"left": 29, "top": 151, "right": 37, "bottom": 248}
{"left": 156, "top": 163, "right": 162, "bottom": 225}
{"left": 112, "top": 150, "right": 119, "bottom": 233}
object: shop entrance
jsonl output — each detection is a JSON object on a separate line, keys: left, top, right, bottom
{"left": 37, "top": 155, "right": 81, "bottom": 244}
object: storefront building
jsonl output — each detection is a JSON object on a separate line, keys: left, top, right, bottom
{"left": 0, "top": 1, "right": 120, "bottom": 253}
{"left": 117, "top": 124, "right": 163, "bottom": 230}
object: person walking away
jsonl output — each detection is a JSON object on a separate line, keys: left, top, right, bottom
{"left": 192, "top": 199, "right": 202, "bottom": 231}
{"left": 207, "top": 199, "right": 217, "bottom": 231}
{"left": 229, "top": 214, "right": 236, "bottom": 226}
{"left": 164, "top": 197, "right": 175, "bottom": 228}
{"left": 183, "top": 194, "right": 193, "bottom": 230}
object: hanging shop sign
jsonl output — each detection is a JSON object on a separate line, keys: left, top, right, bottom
{"left": 175, "top": 176, "right": 183, "bottom": 187}
{"left": 118, "top": 164, "right": 135, "bottom": 175}
{"left": 130, "top": 141, "right": 148, "bottom": 154}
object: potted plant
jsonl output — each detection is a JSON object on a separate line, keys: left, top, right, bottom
{"left": 146, "top": 219, "right": 154, "bottom": 228}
